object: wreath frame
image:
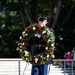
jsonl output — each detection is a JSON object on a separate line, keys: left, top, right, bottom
{"left": 16, "top": 23, "right": 55, "bottom": 65}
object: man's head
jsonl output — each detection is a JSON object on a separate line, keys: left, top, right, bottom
{"left": 38, "top": 17, "right": 48, "bottom": 25}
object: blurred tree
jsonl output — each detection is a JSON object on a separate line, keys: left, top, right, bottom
{"left": 0, "top": 0, "right": 75, "bottom": 58}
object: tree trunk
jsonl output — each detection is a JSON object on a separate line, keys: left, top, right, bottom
{"left": 51, "top": 1, "right": 61, "bottom": 29}
{"left": 60, "top": 5, "right": 74, "bottom": 27}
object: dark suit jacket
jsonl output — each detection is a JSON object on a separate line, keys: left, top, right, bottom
{"left": 27, "top": 35, "right": 46, "bottom": 55}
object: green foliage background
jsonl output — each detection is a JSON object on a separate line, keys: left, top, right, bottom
{"left": 0, "top": 0, "right": 75, "bottom": 58}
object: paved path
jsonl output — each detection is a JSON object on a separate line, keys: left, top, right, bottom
{"left": 0, "top": 59, "right": 74, "bottom": 75}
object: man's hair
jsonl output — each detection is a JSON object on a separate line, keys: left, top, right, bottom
{"left": 38, "top": 17, "right": 47, "bottom": 22}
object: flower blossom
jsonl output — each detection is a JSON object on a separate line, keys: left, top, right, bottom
{"left": 33, "top": 27, "right": 36, "bottom": 30}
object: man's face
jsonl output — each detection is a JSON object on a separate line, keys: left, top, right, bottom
{"left": 38, "top": 20, "right": 48, "bottom": 25}
{"left": 42, "top": 20, "right": 48, "bottom": 25}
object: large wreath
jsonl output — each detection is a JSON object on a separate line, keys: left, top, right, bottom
{"left": 16, "top": 23, "right": 55, "bottom": 65}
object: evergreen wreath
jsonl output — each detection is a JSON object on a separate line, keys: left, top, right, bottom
{"left": 16, "top": 23, "right": 55, "bottom": 65}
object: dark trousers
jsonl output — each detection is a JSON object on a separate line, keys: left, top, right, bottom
{"left": 31, "top": 64, "right": 48, "bottom": 75}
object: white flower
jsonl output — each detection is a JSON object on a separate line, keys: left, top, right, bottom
{"left": 26, "top": 58, "right": 28, "bottom": 60}
{"left": 51, "top": 43, "right": 54, "bottom": 46}
{"left": 40, "top": 55, "right": 43, "bottom": 58}
{"left": 35, "top": 58, "right": 38, "bottom": 63}
{"left": 45, "top": 47, "right": 48, "bottom": 50}
{"left": 16, "top": 47, "right": 19, "bottom": 51}
{"left": 20, "top": 36, "right": 22, "bottom": 39}
{"left": 22, "top": 32, "right": 26, "bottom": 37}
{"left": 42, "top": 31, "right": 46, "bottom": 34}
{"left": 52, "top": 55, "right": 55, "bottom": 58}
{"left": 47, "top": 54, "right": 49, "bottom": 58}
{"left": 25, "top": 33, "right": 28, "bottom": 36}
{"left": 33, "top": 27, "right": 36, "bottom": 30}
{"left": 24, "top": 51, "right": 29, "bottom": 55}
{"left": 40, "top": 24, "right": 44, "bottom": 27}
{"left": 47, "top": 29, "right": 50, "bottom": 33}
{"left": 20, "top": 45, "right": 23, "bottom": 48}
{"left": 23, "top": 42, "right": 25, "bottom": 45}
{"left": 22, "top": 31, "right": 25, "bottom": 35}
{"left": 47, "top": 39, "right": 51, "bottom": 43}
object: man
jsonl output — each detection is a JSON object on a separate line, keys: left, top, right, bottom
{"left": 31, "top": 17, "right": 49, "bottom": 75}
